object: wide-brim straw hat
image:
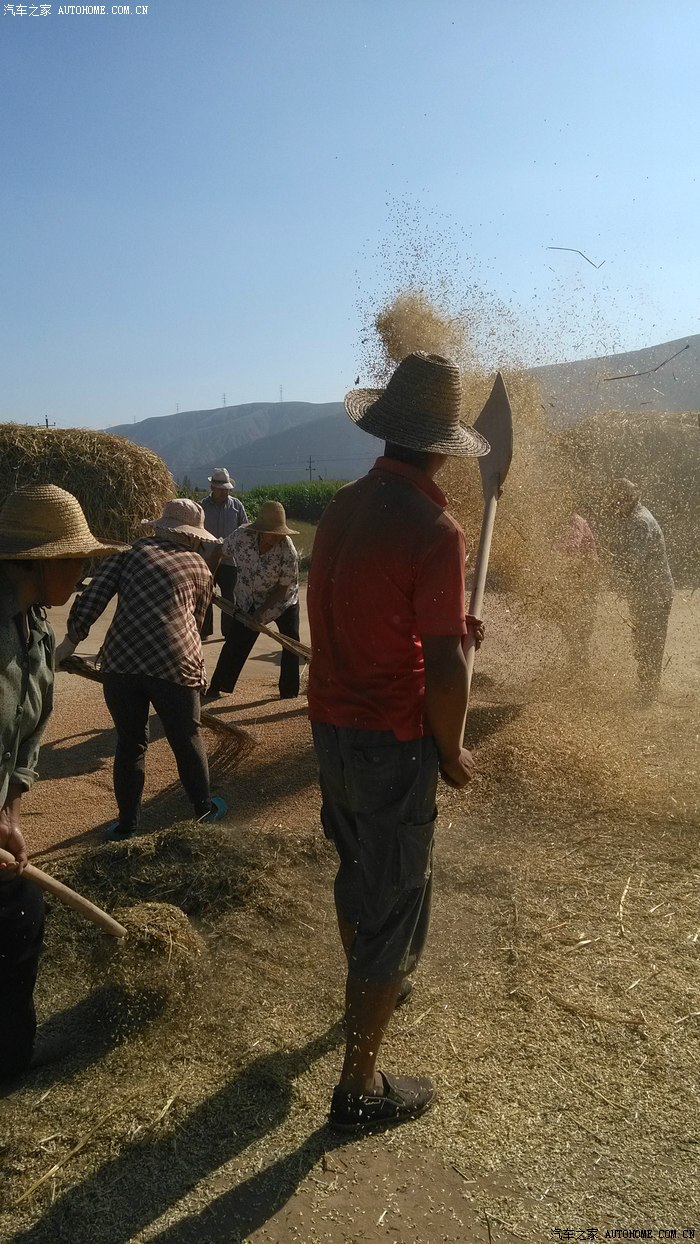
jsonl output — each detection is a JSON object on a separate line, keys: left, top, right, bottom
{"left": 243, "top": 501, "right": 299, "bottom": 536}
{"left": 208, "top": 467, "right": 235, "bottom": 490}
{"left": 345, "top": 351, "right": 490, "bottom": 457}
{"left": 0, "top": 484, "right": 125, "bottom": 560}
{"left": 142, "top": 497, "right": 211, "bottom": 541}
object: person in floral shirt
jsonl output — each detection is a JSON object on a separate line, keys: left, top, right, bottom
{"left": 205, "top": 501, "right": 300, "bottom": 701}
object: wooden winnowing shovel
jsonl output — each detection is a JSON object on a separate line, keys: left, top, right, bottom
{"left": 0, "top": 848, "right": 127, "bottom": 937}
{"left": 462, "top": 372, "right": 513, "bottom": 726}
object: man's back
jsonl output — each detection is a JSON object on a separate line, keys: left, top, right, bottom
{"left": 308, "top": 458, "right": 466, "bottom": 740}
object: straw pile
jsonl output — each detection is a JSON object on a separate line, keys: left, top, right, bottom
{"left": 0, "top": 424, "right": 175, "bottom": 543}
{"left": 93, "top": 902, "right": 207, "bottom": 1010}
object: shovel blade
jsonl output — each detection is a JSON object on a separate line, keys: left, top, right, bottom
{"left": 474, "top": 372, "right": 513, "bottom": 498}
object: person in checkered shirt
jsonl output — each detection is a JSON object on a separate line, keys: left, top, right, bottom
{"left": 56, "top": 499, "right": 228, "bottom": 841}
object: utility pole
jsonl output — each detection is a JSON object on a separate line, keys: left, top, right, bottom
{"left": 222, "top": 393, "right": 226, "bottom": 408}
{"left": 307, "top": 455, "right": 315, "bottom": 481}
{"left": 279, "top": 385, "right": 283, "bottom": 403}
{"left": 39, "top": 414, "right": 55, "bottom": 429}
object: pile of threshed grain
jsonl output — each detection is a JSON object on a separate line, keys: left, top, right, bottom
{"left": 41, "top": 826, "right": 255, "bottom": 1009}
{"left": 0, "top": 424, "right": 175, "bottom": 543}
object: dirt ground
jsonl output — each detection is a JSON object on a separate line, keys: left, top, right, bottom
{"left": 1, "top": 587, "right": 699, "bottom": 1243}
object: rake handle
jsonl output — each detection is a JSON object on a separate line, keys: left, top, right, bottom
{"left": 0, "top": 847, "right": 127, "bottom": 938}
{"left": 212, "top": 597, "right": 312, "bottom": 661}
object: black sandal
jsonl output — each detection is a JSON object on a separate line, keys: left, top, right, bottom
{"left": 329, "top": 1071, "right": 435, "bottom": 1134}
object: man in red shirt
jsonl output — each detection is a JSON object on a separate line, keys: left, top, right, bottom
{"left": 307, "top": 351, "right": 489, "bottom": 1133}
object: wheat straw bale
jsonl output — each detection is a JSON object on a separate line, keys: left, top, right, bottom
{"left": 0, "top": 424, "right": 175, "bottom": 543}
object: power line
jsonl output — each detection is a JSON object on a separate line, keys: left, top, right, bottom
{"left": 220, "top": 454, "right": 373, "bottom": 469}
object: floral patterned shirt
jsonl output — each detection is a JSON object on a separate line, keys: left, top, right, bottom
{"left": 222, "top": 528, "right": 299, "bottom": 623}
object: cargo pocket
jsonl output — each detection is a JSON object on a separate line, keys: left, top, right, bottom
{"left": 348, "top": 745, "right": 403, "bottom": 815}
{"left": 396, "top": 818, "right": 435, "bottom": 890}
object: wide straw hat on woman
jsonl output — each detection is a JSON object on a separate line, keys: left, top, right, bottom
{"left": 244, "top": 501, "right": 299, "bottom": 537}
{"left": 142, "top": 498, "right": 211, "bottom": 542}
{"left": 0, "top": 484, "right": 124, "bottom": 560}
{"left": 344, "top": 351, "right": 490, "bottom": 457}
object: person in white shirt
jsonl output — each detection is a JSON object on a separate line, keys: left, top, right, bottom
{"left": 205, "top": 501, "right": 300, "bottom": 701}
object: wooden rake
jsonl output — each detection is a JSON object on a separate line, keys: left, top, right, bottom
{"left": 0, "top": 847, "right": 127, "bottom": 937}
{"left": 212, "top": 596, "right": 312, "bottom": 662}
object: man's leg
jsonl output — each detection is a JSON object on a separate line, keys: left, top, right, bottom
{"left": 340, "top": 733, "right": 437, "bottom": 1092}
{"left": 207, "top": 617, "right": 258, "bottom": 696}
{"left": 0, "top": 877, "right": 45, "bottom": 1080}
{"left": 102, "top": 673, "right": 151, "bottom": 834}
{"left": 148, "top": 678, "right": 213, "bottom": 817}
{"left": 631, "top": 596, "right": 672, "bottom": 702}
{"left": 276, "top": 602, "right": 301, "bottom": 699}
{"left": 312, "top": 723, "right": 437, "bottom": 1126}
{"left": 216, "top": 564, "right": 238, "bottom": 640}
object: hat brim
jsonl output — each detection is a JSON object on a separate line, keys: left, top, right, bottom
{"left": 208, "top": 478, "right": 236, "bottom": 490}
{"left": 144, "top": 519, "right": 209, "bottom": 541}
{"left": 0, "top": 535, "right": 126, "bottom": 560}
{"left": 344, "top": 388, "right": 490, "bottom": 457}
{"left": 240, "top": 522, "right": 300, "bottom": 537}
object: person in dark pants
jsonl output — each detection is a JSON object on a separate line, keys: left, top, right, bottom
{"left": 200, "top": 468, "right": 248, "bottom": 640}
{"left": 602, "top": 478, "right": 674, "bottom": 704}
{"left": 205, "top": 501, "right": 300, "bottom": 701}
{"left": 0, "top": 483, "right": 121, "bottom": 1080}
{"left": 56, "top": 499, "right": 227, "bottom": 841}
{"left": 308, "top": 352, "right": 489, "bottom": 1134}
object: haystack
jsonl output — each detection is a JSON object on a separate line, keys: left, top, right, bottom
{"left": 0, "top": 424, "right": 175, "bottom": 543}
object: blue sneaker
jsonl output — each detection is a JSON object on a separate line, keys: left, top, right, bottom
{"left": 197, "top": 796, "right": 227, "bottom": 824}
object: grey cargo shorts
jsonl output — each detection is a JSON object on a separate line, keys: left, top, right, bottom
{"left": 311, "top": 722, "right": 439, "bottom": 984}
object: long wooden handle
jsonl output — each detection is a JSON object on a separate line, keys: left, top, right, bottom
{"left": 212, "top": 596, "right": 312, "bottom": 661}
{"left": 0, "top": 848, "right": 128, "bottom": 938}
{"left": 462, "top": 485, "right": 500, "bottom": 732}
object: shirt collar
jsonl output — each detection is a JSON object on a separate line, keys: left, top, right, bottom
{"left": 0, "top": 568, "right": 48, "bottom": 631}
{"left": 369, "top": 457, "right": 448, "bottom": 510}
{"left": 0, "top": 567, "right": 24, "bottom": 623}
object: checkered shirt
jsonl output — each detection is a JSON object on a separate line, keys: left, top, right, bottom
{"left": 67, "top": 538, "right": 213, "bottom": 688}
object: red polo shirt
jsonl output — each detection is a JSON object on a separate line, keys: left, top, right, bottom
{"left": 307, "top": 457, "right": 467, "bottom": 740}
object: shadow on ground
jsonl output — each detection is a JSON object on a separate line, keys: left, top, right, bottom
{"left": 12, "top": 1026, "right": 343, "bottom": 1244}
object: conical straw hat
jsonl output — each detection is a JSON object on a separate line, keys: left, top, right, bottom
{"left": 0, "top": 485, "right": 125, "bottom": 559}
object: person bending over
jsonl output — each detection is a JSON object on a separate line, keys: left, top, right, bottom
{"left": 56, "top": 499, "right": 227, "bottom": 841}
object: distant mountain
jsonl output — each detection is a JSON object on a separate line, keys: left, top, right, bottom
{"left": 108, "top": 401, "right": 347, "bottom": 484}
{"left": 185, "top": 410, "right": 377, "bottom": 492}
{"left": 532, "top": 333, "right": 700, "bottom": 424}
{"left": 107, "top": 334, "right": 700, "bottom": 487}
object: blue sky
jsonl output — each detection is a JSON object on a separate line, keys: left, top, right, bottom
{"left": 1, "top": 0, "right": 698, "bottom": 428}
